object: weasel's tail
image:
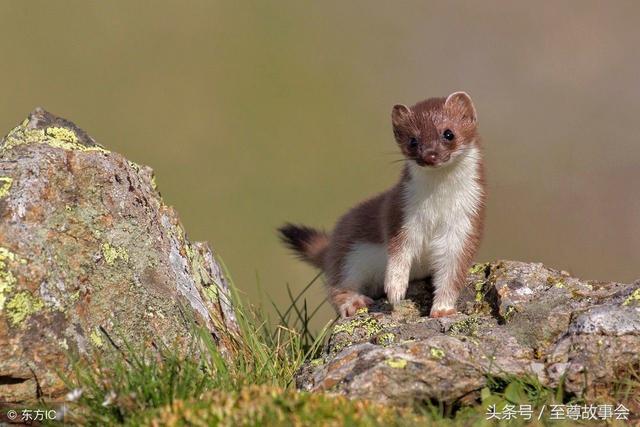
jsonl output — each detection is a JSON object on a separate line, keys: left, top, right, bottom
{"left": 278, "top": 223, "right": 329, "bottom": 269}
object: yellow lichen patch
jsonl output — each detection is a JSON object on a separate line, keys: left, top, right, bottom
{"left": 0, "top": 176, "right": 13, "bottom": 198}
{"left": 1, "top": 121, "right": 109, "bottom": 153}
{"left": 385, "top": 358, "right": 407, "bottom": 369}
{"left": 90, "top": 328, "right": 104, "bottom": 348}
{"left": 474, "top": 281, "right": 485, "bottom": 302}
{"left": 0, "top": 247, "right": 17, "bottom": 263}
{"left": 6, "top": 291, "right": 44, "bottom": 326}
{"left": 355, "top": 306, "right": 369, "bottom": 315}
{"left": 430, "top": 347, "right": 445, "bottom": 360}
{"left": 46, "top": 126, "right": 78, "bottom": 143}
{"left": 128, "top": 160, "right": 142, "bottom": 173}
{"left": 310, "top": 358, "right": 324, "bottom": 367}
{"left": 70, "top": 290, "right": 81, "bottom": 302}
{"left": 333, "top": 315, "right": 383, "bottom": 337}
{"left": 101, "top": 242, "right": 129, "bottom": 264}
{"left": 449, "top": 316, "right": 481, "bottom": 337}
{"left": 2, "top": 126, "right": 44, "bottom": 150}
{"left": 546, "top": 276, "right": 566, "bottom": 289}
{"left": 0, "top": 247, "right": 20, "bottom": 310}
{"left": 469, "top": 262, "right": 489, "bottom": 275}
{"left": 203, "top": 283, "right": 219, "bottom": 300}
{"left": 377, "top": 332, "right": 395, "bottom": 346}
{"left": 623, "top": 288, "right": 640, "bottom": 306}
{"left": 504, "top": 305, "right": 517, "bottom": 320}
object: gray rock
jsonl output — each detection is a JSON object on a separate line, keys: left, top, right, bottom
{"left": 296, "top": 260, "right": 640, "bottom": 405}
{"left": 0, "top": 109, "right": 239, "bottom": 402}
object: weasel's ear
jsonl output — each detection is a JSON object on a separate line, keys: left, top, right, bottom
{"left": 391, "top": 104, "right": 412, "bottom": 127}
{"left": 445, "top": 91, "right": 477, "bottom": 123}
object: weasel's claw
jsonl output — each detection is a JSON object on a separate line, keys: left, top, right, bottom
{"left": 339, "top": 295, "right": 374, "bottom": 318}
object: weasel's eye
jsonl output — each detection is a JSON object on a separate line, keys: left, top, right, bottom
{"left": 443, "top": 129, "right": 455, "bottom": 141}
{"left": 408, "top": 137, "right": 418, "bottom": 148}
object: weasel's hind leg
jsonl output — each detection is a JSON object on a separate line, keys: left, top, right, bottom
{"left": 329, "top": 288, "right": 374, "bottom": 318}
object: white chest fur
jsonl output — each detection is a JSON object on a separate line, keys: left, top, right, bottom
{"left": 402, "top": 147, "right": 483, "bottom": 279}
{"left": 341, "top": 147, "right": 483, "bottom": 296}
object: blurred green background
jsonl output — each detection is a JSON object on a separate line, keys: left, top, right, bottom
{"left": 1, "top": 1, "right": 638, "bottom": 326}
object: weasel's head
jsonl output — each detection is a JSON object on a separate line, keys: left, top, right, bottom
{"left": 391, "top": 91, "right": 478, "bottom": 168}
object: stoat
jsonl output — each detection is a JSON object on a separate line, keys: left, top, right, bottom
{"left": 279, "top": 92, "right": 486, "bottom": 318}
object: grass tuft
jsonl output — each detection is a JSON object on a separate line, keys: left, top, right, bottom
{"left": 58, "top": 268, "right": 333, "bottom": 425}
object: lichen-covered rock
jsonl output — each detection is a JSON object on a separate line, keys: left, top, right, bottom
{"left": 0, "top": 109, "right": 239, "bottom": 402}
{"left": 296, "top": 261, "right": 640, "bottom": 406}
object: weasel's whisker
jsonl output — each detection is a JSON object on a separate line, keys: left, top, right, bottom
{"left": 389, "top": 158, "right": 418, "bottom": 164}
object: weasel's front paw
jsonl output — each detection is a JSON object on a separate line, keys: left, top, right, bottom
{"left": 338, "top": 294, "right": 374, "bottom": 318}
{"left": 384, "top": 284, "right": 407, "bottom": 305}
{"left": 429, "top": 308, "right": 457, "bottom": 318}
{"left": 430, "top": 288, "right": 459, "bottom": 318}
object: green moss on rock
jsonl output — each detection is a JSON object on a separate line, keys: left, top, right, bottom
{"left": 145, "top": 385, "right": 429, "bottom": 426}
